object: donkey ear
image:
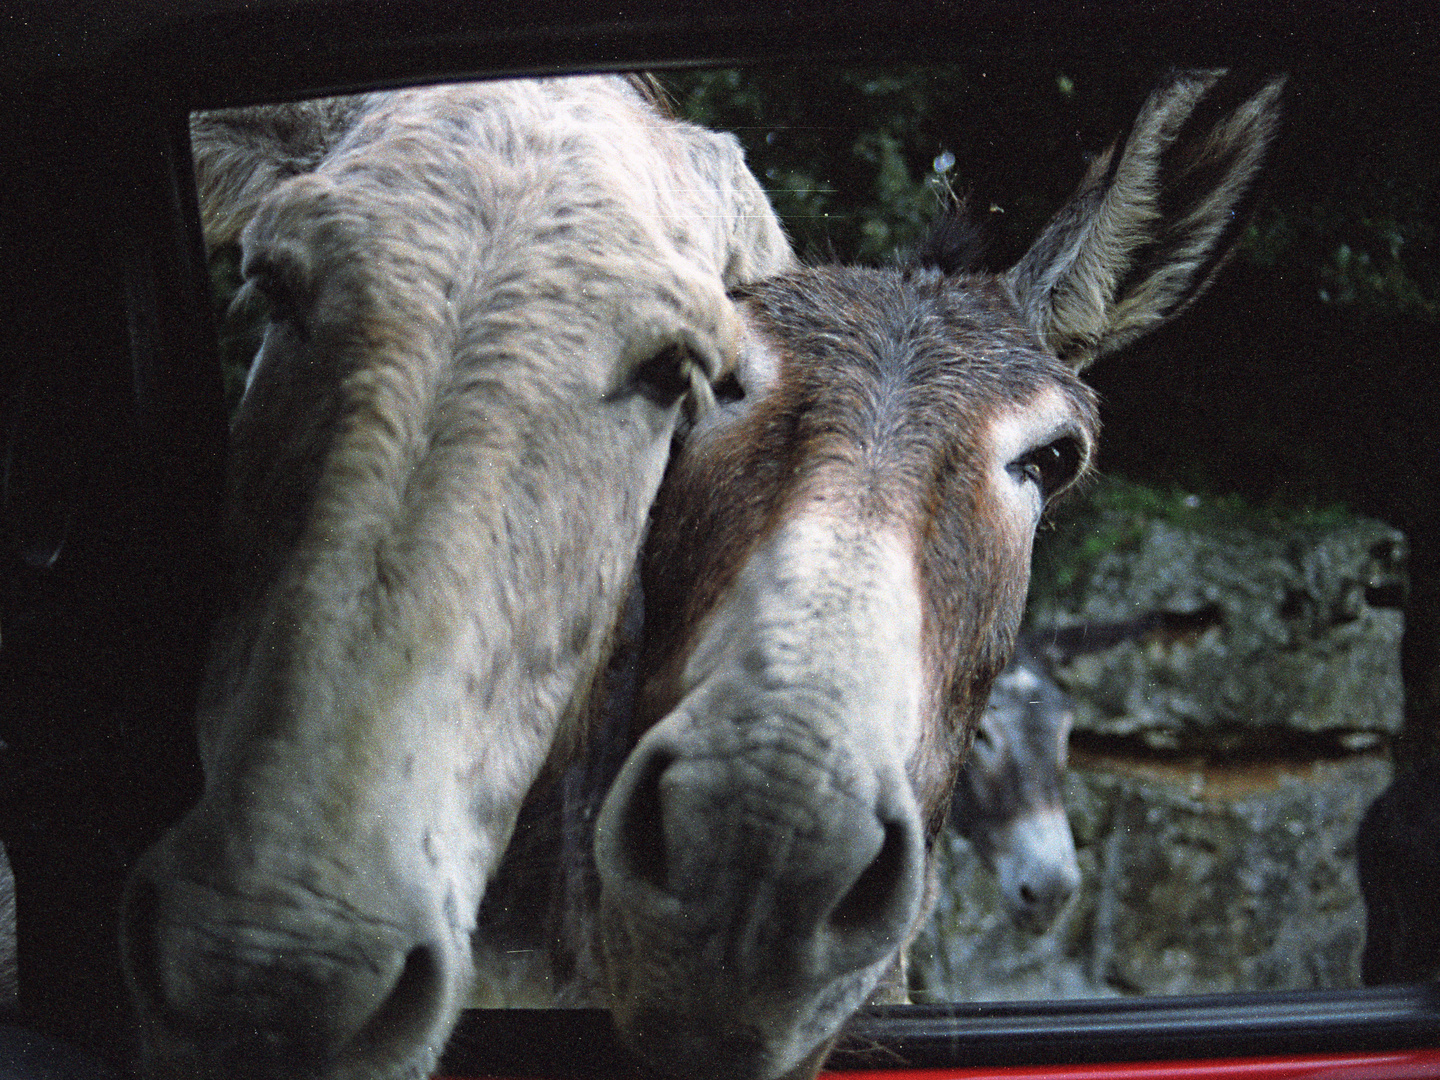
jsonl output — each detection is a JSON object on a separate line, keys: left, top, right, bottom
{"left": 190, "top": 97, "right": 364, "bottom": 249}
{"left": 1006, "top": 69, "right": 1284, "bottom": 371}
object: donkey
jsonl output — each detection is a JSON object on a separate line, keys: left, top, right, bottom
{"left": 950, "top": 612, "right": 1207, "bottom": 936}
{"left": 119, "top": 75, "right": 792, "bottom": 1080}
{"left": 592, "top": 69, "right": 1282, "bottom": 1080}
{"left": 950, "top": 638, "right": 1080, "bottom": 934}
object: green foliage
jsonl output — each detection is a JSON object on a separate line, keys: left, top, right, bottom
{"left": 665, "top": 64, "right": 1439, "bottom": 325}
{"left": 662, "top": 64, "right": 1085, "bottom": 264}
{"left": 1242, "top": 195, "right": 1439, "bottom": 322}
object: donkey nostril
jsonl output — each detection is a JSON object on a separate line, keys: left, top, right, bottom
{"left": 612, "top": 748, "right": 676, "bottom": 895}
{"left": 828, "top": 819, "right": 909, "bottom": 932}
{"left": 348, "top": 944, "right": 444, "bottom": 1059}
{"left": 1019, "top": 882, "right": 1039, "bottom": 906}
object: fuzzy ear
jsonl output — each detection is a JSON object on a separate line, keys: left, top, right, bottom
{"left": 1007, "top": 69, "right": 1284, "bottom": 370}
{"left": 190, "top": 97, "right": 365, "bottom": 250}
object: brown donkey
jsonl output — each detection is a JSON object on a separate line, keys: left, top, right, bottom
{"left": 593, "top": 69, "right": 1282, "bottom": 1080}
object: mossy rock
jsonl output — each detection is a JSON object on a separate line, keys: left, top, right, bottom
{"left": 1026, "top": 477, "right": 1406, "bottom": 750}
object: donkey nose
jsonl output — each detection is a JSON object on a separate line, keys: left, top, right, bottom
{"left": 996, "top": 805, "right": 1082, "bottom": 934}
{"left": 1013, "top": 861, "right": 1080, "bottom": 932}
{"left": 596, "top": 715, "right": 925, "bottom": 984}
{"left": 121, "top": 821, "right": 459, "bottom": 1078}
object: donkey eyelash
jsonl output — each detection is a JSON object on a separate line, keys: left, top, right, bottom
{"left": 1010, "top": 436, "right": 1084, "bottom": 500}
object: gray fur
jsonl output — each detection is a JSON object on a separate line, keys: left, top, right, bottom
{"left": 123, "top": 75, "right": 791, "bottom": 1080}
{"left": 1008, "top": 70, "right": 1284, "bottom": 369}
{"left": 953, "top": 640, "right": 1080, "bottom": 933}
{"left": 191, "top": 96, "right": 369, "bottom": 248}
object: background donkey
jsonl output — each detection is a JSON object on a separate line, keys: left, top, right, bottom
{"left": 948, "top": 615, "right": 1203, "bottom": 936}
{"left": 951, "top": 637, "right": 1081, "bottom": 934}
{"left": 119, "top": 76, "right": 792, "bottom": 1080}
{"left": 592, "top": 69, "right": 1282, "bottom": 1080}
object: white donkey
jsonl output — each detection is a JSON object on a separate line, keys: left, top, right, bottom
{"left": 120, "top": 76, "right": 792, "bottom": 1080}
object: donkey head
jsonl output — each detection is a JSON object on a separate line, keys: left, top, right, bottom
{"left": 951, "top": 639, "right": 1080, "bottom": 933}
{"left": 593, "top": 69, "right": 1283, "bottom": 1080}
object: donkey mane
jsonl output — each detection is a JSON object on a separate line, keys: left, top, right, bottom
{"left": 907, "top": 203, "right": 989, "bottom": 276}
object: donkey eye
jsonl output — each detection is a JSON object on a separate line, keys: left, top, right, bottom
{"left": 1012, "top": 436, "right": 1083, "bottom": 501}
{"left": 248, "top": 266, "right": 305, "bottom": 332}
{"left": 712, "top": 371, "right": 745, "bottom": 405}
{"left": 630, "top": 343, "right": 694, "bottom": 407}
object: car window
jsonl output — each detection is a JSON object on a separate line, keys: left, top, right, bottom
{"left": 187, "top": 59, "right": 1435, "bottom": 1019}
{"left": 2, "top": 9, "right": 1435, "bottom": 1080}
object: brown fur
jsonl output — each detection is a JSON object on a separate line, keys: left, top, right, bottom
{"left": 639, "top": 267, "right": 1098, "bottom": 830}
{"left": 592, "top": 69, "right": 1282, "bottom": 1080}
{"left": 594, "top": 262, "right": 1097, "bottom": 1080}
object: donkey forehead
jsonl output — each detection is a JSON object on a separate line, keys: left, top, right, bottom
{"left": 238, "top": 96, "right": 750, "bottom": 351}
{"left": 732, "top": 270, "right": 1099, "bottom": 497}
{"left": 742, "top": 269, "right": 1096, "bottom": 414}
{"left": 243, "top": 162, "right": 703, "bottom": 296}
{"left": 990, "top": 664, "right": 1074, "bottom": 744}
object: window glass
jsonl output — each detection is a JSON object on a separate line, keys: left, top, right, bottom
{"left": 189, "top": 59, "right": 1436, "bottom": 1022}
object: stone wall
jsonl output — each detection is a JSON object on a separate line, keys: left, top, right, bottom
{"left": 910, "top": 483, "right": 1403, "bottom": 1001}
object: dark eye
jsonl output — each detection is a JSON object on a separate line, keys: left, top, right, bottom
{"left": 712, "top": 371, "right": 744, "bottom": 405}
{"left": 1012, "top": 436, "right": 1083, "bottom": 501}
{"left": 631, "top": 343, "right": 693, "bottom": 407}
{"left": 247, "top": 265, "right": 306, "bottom": 333}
